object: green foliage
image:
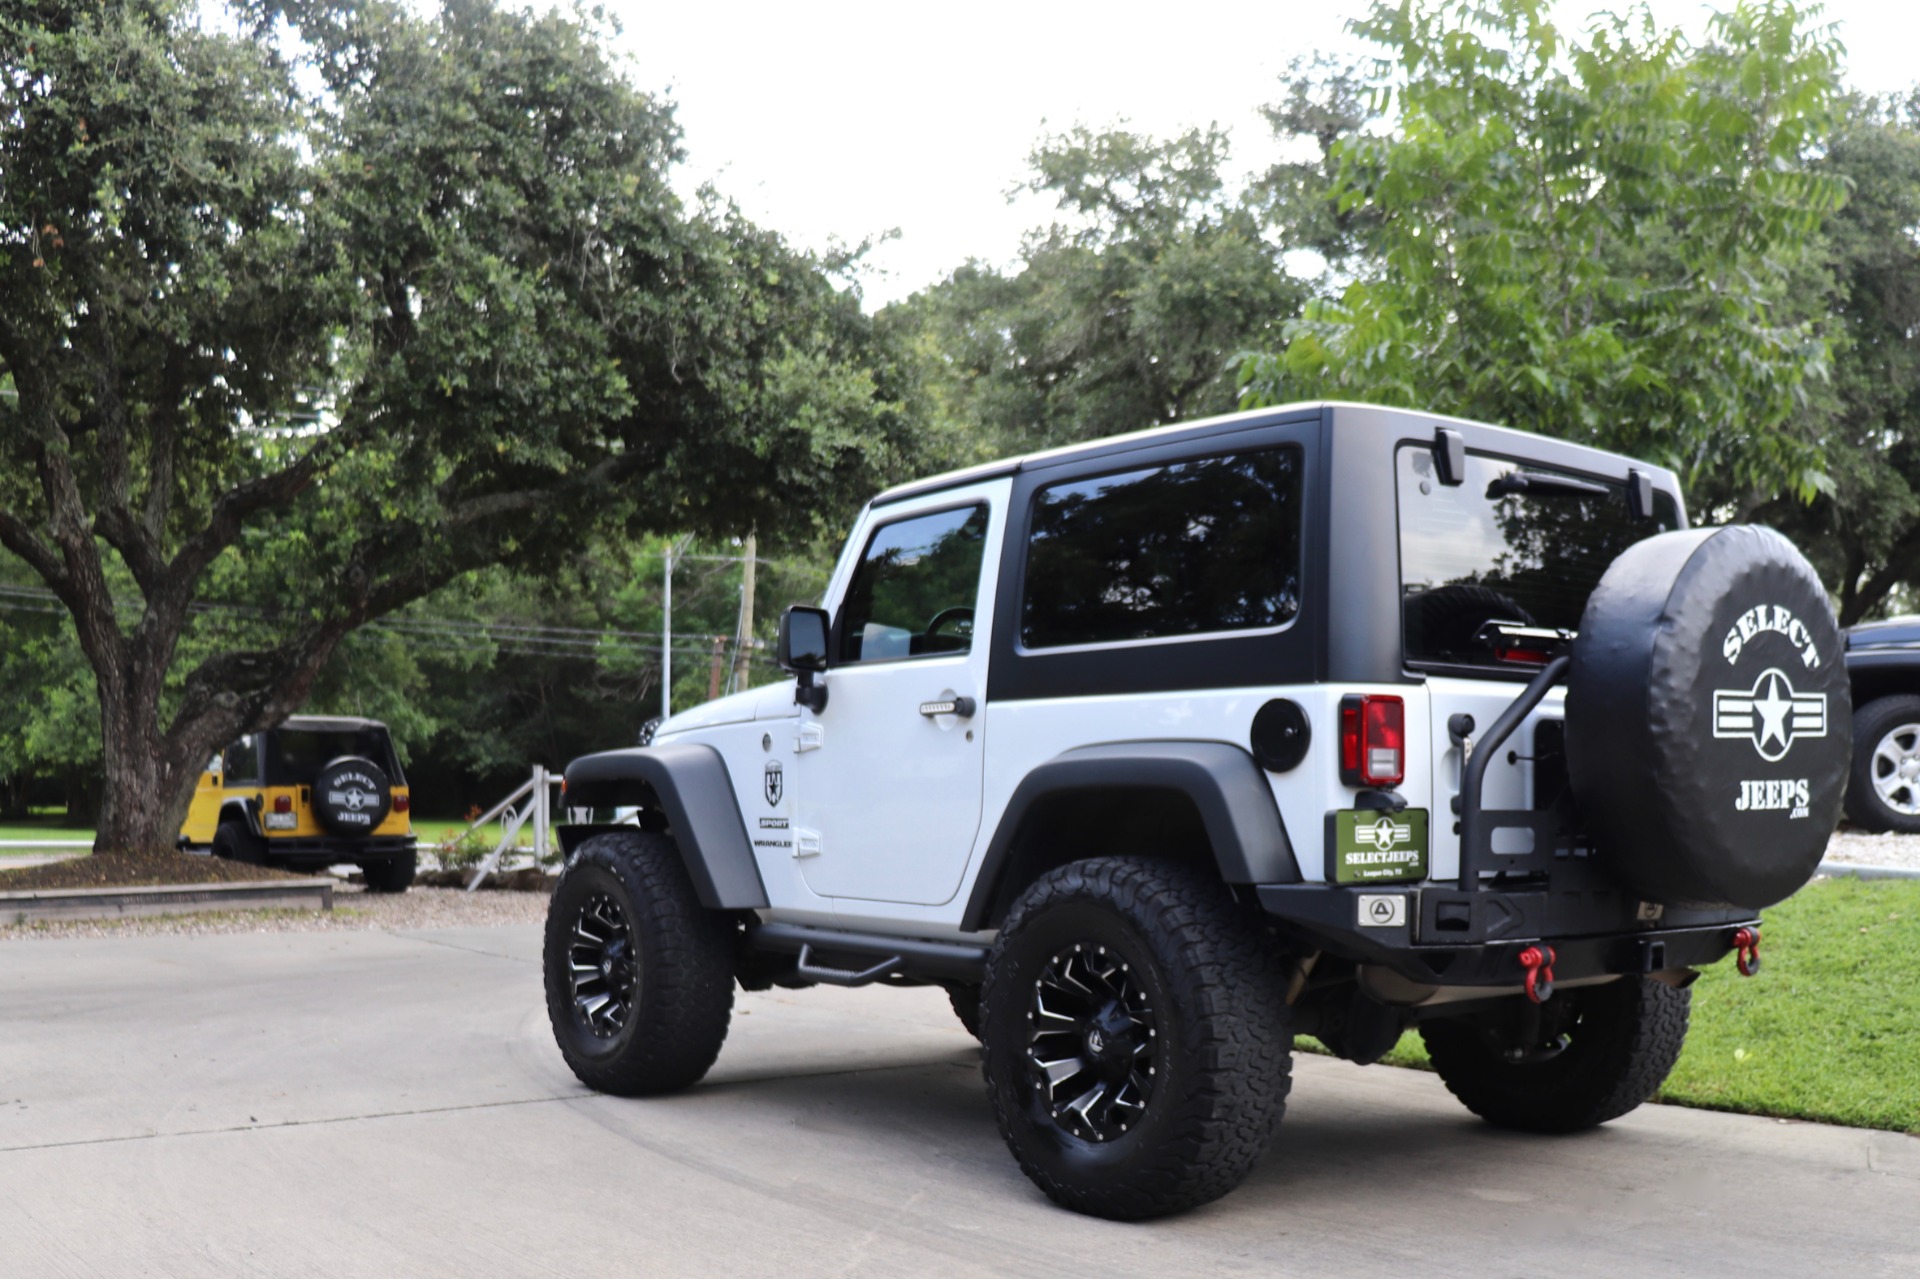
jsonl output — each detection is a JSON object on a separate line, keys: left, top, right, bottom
{"left": 0, "top": 0, "right": 924, "bottom": 848}
{"left": 1241, "top": 0, "right": 1847, "bottom": 510}
{"left": 885, "top": 125, "right": 1307, "bottom": 460}
{"left": 1753, "top": 92, "right": 1920, "bottom": 622}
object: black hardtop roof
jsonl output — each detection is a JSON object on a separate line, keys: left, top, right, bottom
{"left": 869, "top": 401, "right": 1682, "bottom": 508}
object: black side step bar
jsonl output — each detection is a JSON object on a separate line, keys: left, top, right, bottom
{"left": 747, "top": 921, "right": 988, "bottom": 985}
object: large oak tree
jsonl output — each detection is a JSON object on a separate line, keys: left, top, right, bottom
{"left": 0, "top": 0, "right": 920, "bottom": 853}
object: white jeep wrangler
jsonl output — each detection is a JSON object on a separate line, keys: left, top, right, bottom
{"left": 543, "top": 402, "right": 1850, "bottom": 1219}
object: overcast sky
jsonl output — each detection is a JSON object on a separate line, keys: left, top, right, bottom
{"left": 602, "top": 1, "right": 1920, "bottom": 307}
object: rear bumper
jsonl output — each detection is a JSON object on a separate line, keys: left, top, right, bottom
{"left": 1255, "top": 882, "right": 1754, "bottom": 986}
{"left": 262, "top": 836, "right": 416, "bottom": 869}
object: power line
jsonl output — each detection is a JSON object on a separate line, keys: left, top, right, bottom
{"left": 0, "top": 589, "right": 787, "bottom": 667}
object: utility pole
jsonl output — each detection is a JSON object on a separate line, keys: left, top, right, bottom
{"left": 661, "top": 537, "right": 681, "bottom": 720}
{"left": 730, "top": 531, "right": 758, "bottom": 695}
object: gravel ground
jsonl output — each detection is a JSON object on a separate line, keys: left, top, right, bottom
{"left": 1823, "top": 830, "right": 1920, "bottom": 870}
{"left": 0, "top": 883, "right": 552, "bottom": 942}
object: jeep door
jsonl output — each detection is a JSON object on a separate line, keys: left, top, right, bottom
{"left": 790, "top": 480, "right": 1007, "bottom": 905}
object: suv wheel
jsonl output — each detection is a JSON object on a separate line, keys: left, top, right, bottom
{"left": 212, "top": 822, "right": 266, "bottom": 866}
{"left": 1844, "top": 694, "right": 1920, "bottom": 834}
{"left": 542, "top": 830, "right": 734, "bottom": 1096}
{"left": 1420, "top": 975, "right": 1690, "bottom": 1133}
{"left": 360, "top": 852, "right": 416, "bottom": 894}
{"left": 981, "top": 858, "right": 1291, "bottom": 1220}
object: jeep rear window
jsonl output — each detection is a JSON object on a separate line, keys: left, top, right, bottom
{"left": 265, "top": 729, "right": 403, "bottom": 786}
{"left": 1021, "top": 446, "right": 1303, "bottom": 650}
{"left": 1397, "top": 445, "right": 1680, "bottom": 670}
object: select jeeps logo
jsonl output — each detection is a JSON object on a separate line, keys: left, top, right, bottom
{"left": 328, "top": 770, "right": 380, "bottom": 827}
{"left": 1713, "top": 668, "right": 1828, "bottom": 762}
{"left": 1352, "top": 815, "right": 1411, "bottom": 850}
{"left": 1736, "top": 777, "right": 1811, "bottom": 817}
{"left": 1722, "top": 604, "right": 1823, "bottom": 670}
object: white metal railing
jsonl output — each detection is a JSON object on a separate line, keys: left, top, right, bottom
{"left": 451, "top": 765, "right": 563, "bottom": 892}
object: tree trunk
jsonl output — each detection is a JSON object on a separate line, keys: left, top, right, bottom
{"left": 90, "top": 646, "right": 197, "bottom": 856}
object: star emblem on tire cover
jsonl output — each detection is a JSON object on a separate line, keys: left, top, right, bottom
{"left": 1713, "top": 668, "right": 1827, "bottom": 762}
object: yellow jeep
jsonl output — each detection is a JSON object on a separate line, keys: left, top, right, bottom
{"left": 180, "top": 715, "right": 417, "bottom": 892}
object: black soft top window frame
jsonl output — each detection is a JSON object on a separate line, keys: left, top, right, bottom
{"left": 262, "top": 728, "right": 405, "bottom": 787}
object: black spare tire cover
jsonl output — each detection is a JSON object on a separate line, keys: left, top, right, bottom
{"left": 312, "top": 756, "right": 393, "bottom": 837}
{"left": 1566, "top": 526, "right": 1849, "bottom": 909}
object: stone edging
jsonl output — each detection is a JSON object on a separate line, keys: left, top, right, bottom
{"left": 0, "top": 878, "right": 335, "bottom": 924}
{"left": 1818, "top": 860, "right": 1920, "bottom": 882}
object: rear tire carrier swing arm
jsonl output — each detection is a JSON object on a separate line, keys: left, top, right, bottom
{"left": 1457, "top": 654, "right": 1570, "bottom": 892}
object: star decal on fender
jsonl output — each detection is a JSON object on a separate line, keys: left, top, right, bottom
{"left": 1713, "top": 667, "right": 1827, "bottom": 762}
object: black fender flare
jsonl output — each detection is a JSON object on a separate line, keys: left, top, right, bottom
{"left": 561, "top": 743, "right": 769, "bottom": 910}
{"left": 218, "top": 799, "right": 262, "bottom": 839}
{"left": 959, "top": 740, "right": 1298, "bottom": 932}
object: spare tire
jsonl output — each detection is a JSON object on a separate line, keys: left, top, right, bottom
{"left": 1566, "top": 526, "right": 1849, "bottom": 909}
{"left": 312, "top": 756, "right": 393, "bottom": 837}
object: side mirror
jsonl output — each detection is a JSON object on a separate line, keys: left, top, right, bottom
{"left": 777, "top": 606, "right": 830, "bottom": 712}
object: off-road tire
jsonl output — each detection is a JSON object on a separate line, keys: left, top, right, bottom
{"left": 360, "top": 852, "right": 417, "bottom": 894}
{"left": 1844, "top": 694, "right": 1920, "bottom": 834}
{"left": 212, "top": 821, "right": 266, "bottom": 866}
{"left": 1420, "top": 976, "right": 1690, "bottom": 1134}
{"left": 943, "top": 981, "right": 984, "bottom": 1041}
{"left": 543, "top": 830, "right": 734, "bottom": 1096}
{"left": 981, "top": 857, "right": 1292, "bottom": 1220}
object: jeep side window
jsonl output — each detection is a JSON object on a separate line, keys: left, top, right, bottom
{"left": 837, "top": 504, "right": 990, "bottom": 664}
{"left": 222, "top": 735, "right": 261, "bottom": 785}
{"left": 1020, "top": 447, "right": 1304, "bottom": 650}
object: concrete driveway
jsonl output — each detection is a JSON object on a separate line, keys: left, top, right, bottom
{"left": 2, "top": 923, "right": 1916, "bottom": 1278}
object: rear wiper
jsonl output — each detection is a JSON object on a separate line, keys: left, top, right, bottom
{"left": 1486, "top": 470, "right": 1609, "bottom": 500}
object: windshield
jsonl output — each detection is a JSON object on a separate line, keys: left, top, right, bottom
{"left": 1396, "top": 445, "right": 1682, "bottom": 670}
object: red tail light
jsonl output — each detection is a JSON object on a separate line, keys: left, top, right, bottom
{"left": 272, "top": 794, "right": 293, "bottom": 814}
{"left": 1339, "top": 694, "right": 1405, "bottom": 788}
{"left": 393, "top": 794, "right": 410, "bottom": 814}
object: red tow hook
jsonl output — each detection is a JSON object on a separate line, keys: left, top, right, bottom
{"left": 1732, "top": 927, "right": 1762, "bottom": 977}
{"left": 1518, "top": 945, "right": 1557, "bottom": 1004}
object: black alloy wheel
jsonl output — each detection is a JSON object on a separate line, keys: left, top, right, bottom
{"left": 542, "top": 830, "right": 734, "bottom": 1096}
{"left": 1024, "top": 942, "right": 1157, "bottom": 1143}
{"left": 567, "top": 891, "right": 638, "bottom": 1039}
{"left": 981, "top": 857, "right": 1292, "bottom": 1220}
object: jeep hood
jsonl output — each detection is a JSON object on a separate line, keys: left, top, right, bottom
{"left": 655, "top": 683, "right": 798, "bottom": 738}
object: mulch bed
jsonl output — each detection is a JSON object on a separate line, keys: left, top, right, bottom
{"left": 0, "top": 852, "right": 309, "bottom": 892}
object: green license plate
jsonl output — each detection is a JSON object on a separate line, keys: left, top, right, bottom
{"left": 1329, "top": 808, "right": 1429, "bottom": 884}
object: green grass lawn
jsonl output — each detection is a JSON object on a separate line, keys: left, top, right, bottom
{"left": 1361, "top": 876, "right": 1920, "bottom": 1134}
{"left": 0, "top": 814, "right": 94, "bottom": 850}
{"left": 0, "top": 814, "right": 535, "bottom": 854}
